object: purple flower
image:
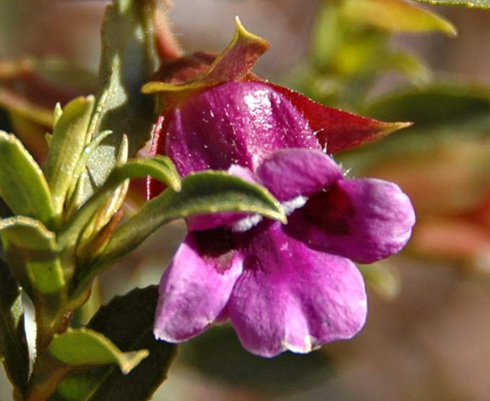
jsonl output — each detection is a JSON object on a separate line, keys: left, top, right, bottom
{"left": 147, "top": 80, "right": 406, "bottom": 197}
{"left": 151, "top": 81, "right": 415, "bottom": 357}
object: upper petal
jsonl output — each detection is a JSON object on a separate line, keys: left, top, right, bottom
{"left": 227, "top": 223, "right": 367, "bottom": 357}
{"left": 164, "top": 81, "right": 321, "bottom": 176}
{"left": 256, "top": 148, "right": 342, "bottom": 202}
{"left": 287, "top": 178, "right": 416, "bottom": 263}
{"left": 154, "top": 229, "right": 243, "bottom": 342}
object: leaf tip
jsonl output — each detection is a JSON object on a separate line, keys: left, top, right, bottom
{"left": 119, "top": 349, "right": 150, "bottom": 375}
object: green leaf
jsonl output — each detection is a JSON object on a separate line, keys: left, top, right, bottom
{"left": 70, "top": 171, "right": 285, "bottom": 299}
{"left": 0, "top": 131, "right": 55, "bottom": 227}
{"left": 101, "top": 171, "right": 285, "bottom": 262}
{"left": 0, "top": 258, "right": 29, "bottom": 395}
{"left": 411, "top": 0, "right": 490, "bottom": 8}
{"left": 85, "top": 0, "right": 157, "bottom": 193}
{"left": 110, "top": 157, "right": 181, "bottom": 191}
{"left": 58, "top": 156, "right": 181, "bottom": 252}
{"left": 43, "top": 96, "right": 95, "bottom": 218}
{"left": 49, "top": 328, "right": 148, "bottom": 374}
{"left": 0, "top": 216, "right": 65, "bottom": 297}
{"left": 50, "top": 286, "right": 177, "bottom": 401}
{"left": 342, "top": 0, "right": 457, "bottom": 36}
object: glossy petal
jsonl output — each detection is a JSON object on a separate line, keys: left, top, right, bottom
{"left": 164, "top": 81, "right": 321, "bottom": 176}
{"left": 257, "top": 148, "right": 342, "bottom": 202}
{"left": 154, "top": 230, "right": 243, "bottom": 342}
{"left": 287, "top": 178, "right": 416, "bottom": 263}
{"left": 228, "top": 223, "right": 367, "bottom": 357}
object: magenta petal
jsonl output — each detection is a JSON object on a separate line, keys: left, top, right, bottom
{"left": 154, "top": 231, "right": 243, "bottom": 342}
{"left": 288, "top": 178, "right": 416, "bottom": 263}
{"left": 165, "top": 81, "right": 321, "bottom": 176}
{"left": 227, "top": 223, "right": 367, "bottom": 357}
{"left": 257, "top": 149, "right": 342, "bottom": 202}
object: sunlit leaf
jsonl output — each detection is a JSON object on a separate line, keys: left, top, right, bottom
{"left": 43, "top": 96, "right": 95, "bottom": 218}
{"left": 58, "top": 156, "right": 181, "bottom": 253}
{"left": 0, "top": 217, "right": 65, "bottom": 298}
{"left": 0, "top": 131, "right": 55, "bottom": 227}
{"left": 49, "top": 328, "right": 148, "bottom": 374}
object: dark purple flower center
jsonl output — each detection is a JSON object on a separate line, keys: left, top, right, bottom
{"left": 194, "top": 228, "right": 235, "bottom": 273}
{"left": 301, "top": 185, "right": 355, "bottom": 236}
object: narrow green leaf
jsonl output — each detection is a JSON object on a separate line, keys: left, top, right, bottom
{"left": 411, "top": 0, "right": 490, "bottom": 8}
{"left": 70, "top": 171, "right": 285, "bottom": 298}
{"left": 50, "top": 286, "right": 177, "bottom": 401}
{"left": 64, "top": 130, "right": 114, "bottom": 212}
{"left": 0, "top": 216, "right": 65, "bottom": 296}
{"left": 43, "top": 96, "right": 95, "bottom": 216}
{"left": 0, "top": 131, "right": 55, "bottom": 227}
{"left": 58, "top": 157, "right": 181, "bottom": 251}
{"left": 0, "top": 258, "right": 29, "bottom": 394}
{"left": 49, "top": 328, "right": 148, "bottom": 374}
{"left": 108, "top": 170, "right": 286, "bottom": 255}
{"left": 111, "top": 157, "right": 181, "bottom": 191}
{"left": 342, "top": 0, "right": 457, "bottom": 36}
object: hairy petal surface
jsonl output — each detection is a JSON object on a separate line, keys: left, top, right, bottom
{"left": 227, "top": 223, "right": 367, "bottom": 357}
{"left": 287, "top": 178, "right": 416, "bottom": 263}
{"left": 257, "top": 148, "right": 342, "bottom": 202}
{"left": 154, "top": 230, "right": 243, "bottom": 342}
{"left": 165, "top": 81, "right": 321, "bottom": 176}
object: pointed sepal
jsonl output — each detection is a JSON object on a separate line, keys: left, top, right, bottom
{"left": 142, "top": 17, "right": 269, "bottom": 94}
{"left": 268, "top": 83, "right": 411, "bottom": 153}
